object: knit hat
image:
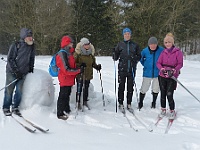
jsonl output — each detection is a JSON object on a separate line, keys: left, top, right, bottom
{"left": 20, "top": 28, "right": 32, "bottom": 39}
{"left": 61, "top": 36, "right": 72, "bottom": 48}
{"left": 80, "top": 38, "right": 90, "bottom": 46}
{"left": 148, "top": 37, "right": 158, "bottom": 45}
{"left": 122, "top": 28, "right": 132, "bottom": 35}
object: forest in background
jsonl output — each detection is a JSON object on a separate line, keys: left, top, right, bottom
{"left": 0, "top": 0, "right": 199, "bottom": 55}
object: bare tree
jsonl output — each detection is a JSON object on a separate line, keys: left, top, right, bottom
{"left": 0, "top": 0, "right": 74, "bottom": 54}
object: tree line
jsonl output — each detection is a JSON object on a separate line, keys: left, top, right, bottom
{"left": 0, "top": 0, "right": 199, "bottom": 55}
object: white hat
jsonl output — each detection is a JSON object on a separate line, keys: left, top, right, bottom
{"left": 80, "top": 38, "right": 90, "bottom": 46}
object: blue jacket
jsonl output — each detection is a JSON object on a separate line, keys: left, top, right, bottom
{"left": 140, "top": 46, "right": 164, "bottom": 78}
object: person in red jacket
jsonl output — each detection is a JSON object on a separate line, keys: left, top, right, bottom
{"left": 56, "top": 35, "right": 81, "bottom": 120}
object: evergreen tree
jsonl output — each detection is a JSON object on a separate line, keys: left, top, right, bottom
{"left": 71, "top": 0, "right": 116, "bottom": 55}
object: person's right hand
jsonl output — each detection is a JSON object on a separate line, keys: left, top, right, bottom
{"left": 15, "top": 71, "right": 23, "bottom": 79}
{"left": 80, "top": 63, "right": 86, "bottom": 68}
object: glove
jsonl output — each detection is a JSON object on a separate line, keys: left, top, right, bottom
{"left": 160, "top": 68, "right": 166, "bottom": 74}
{"left": 163, "top": 70, "right": 174, "bottom": 78}
{"left": 15, "top": 71, "right": 23, "bottom": 79}
{"left": 160, "top": 68, "right": 169, "bottom": 77}
{"left": 96, "top": 64, "right": 102, "bottom": 71}
{"left": 171, "top": 69, "right": 176, "bottom": 74}
{"left": 112, "top": 48, "right": 117, "bottom": 61}
{"left": 29, "top": 67, "right": 34, "bottom": 73}
{"left": 163, "top": 71, "right": 169, "bottom": 78}
{"left": 112, "top": 47, "right": 115, "bottom": 53}
{"left": 167, "top": 70, "right": 175, "bottom": 78}
{"left": 80, "top": 66, "right": 85, "bottom": 74}
{"left": 80, "top": 63, "right": 86, "bottom": 68}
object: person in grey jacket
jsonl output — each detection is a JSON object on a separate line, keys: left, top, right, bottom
{"left": 2, "top": 28, "right": 35, "bottom": 116}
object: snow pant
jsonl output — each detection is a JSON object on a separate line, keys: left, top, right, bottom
{"left": 158, "top": 76, "right": 177, "bottom": 110}
{"left": 57, "top": 86, "right": 72, "bottom": 117}
{"left": 140, "top": 77, "right": 160, "bottom": 94}
{"left": 3, "top": 72, "right": 25, "bottom": 110}
{"left": 118, "top": 72, "right": 134, "bottom": 105}
{"left": 76, "top": 79, "right": 90, "bottom": 102}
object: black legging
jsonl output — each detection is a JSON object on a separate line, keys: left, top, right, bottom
{"left": 158, "top": 76, "right": 177, "bottom": 110}
{"left": 118, "top": 72, "right": 135, "bottom": 105}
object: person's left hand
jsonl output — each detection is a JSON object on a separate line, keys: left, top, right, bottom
{"left": 96, "top": 64, "right": 102, "bottom": 71}
{"left": 29, "top": 67, "right": 34, "bottom": 73}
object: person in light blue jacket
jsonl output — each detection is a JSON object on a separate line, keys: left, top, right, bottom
{"left": 138, "top": 37, "right": 164, "bottom": 110}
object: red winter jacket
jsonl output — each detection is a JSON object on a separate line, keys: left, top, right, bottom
{"left": 56, "top": 48, "right": 80, "bottom": 86}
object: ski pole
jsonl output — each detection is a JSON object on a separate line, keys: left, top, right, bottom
{"left": 134, "top": 82, "right": 139, "bottom": 104}
{"left": 171, "top": 76, "right": 200, "bottom": 103}
{"left": 75, "top": 72, "right": 83, "bottom": 118}
{"left": 82, "top": 68, "right": 86, "bottom": 112}
{"left": 0, "top": 79, "right": 18, "bottom": 92}
{"left": 114, "top": 60, "right": 118, "bottom": 113}
{"left": 98, "top": 70, "right": 105, "bottom": 110}
{"left": 132, "top": 68, "right": 139, "bottom": 104}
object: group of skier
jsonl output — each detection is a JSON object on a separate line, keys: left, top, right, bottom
{"left": 2, "top": 27, "right": 183, "bottom": 121}
{"left": 113, "top": 28, "right": 183, "bottom": 119}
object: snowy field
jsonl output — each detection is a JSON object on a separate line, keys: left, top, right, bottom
{"left": 0, "top": 54, "right": 200, "bottom": 150}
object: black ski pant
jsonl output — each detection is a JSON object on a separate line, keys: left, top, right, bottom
{"left": 76, "top": 79, "right": 90, "bottom": 102}
{"left": 118, "top": 72, "right": 134, "bottom": 105}
{"left": 57, "top": 86, "right": 72, "bottom": 117}
{"left": 158, "top": 76, "right": 177, "bottom": 110}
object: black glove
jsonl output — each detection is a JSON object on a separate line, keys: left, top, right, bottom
{"left": 163, "top": 70, "right": 174, "bottom": 78}
{"left": 80, "top": 63, "right": 86, "bottom": 68}
{"left": 15, "top": 71, "right": 23, "bottom": 79}
{"left": 112, "top": 47, "right": 115, "bottom": 53}
{"left": 29, "top": 67, "right": 34, "bottom": 73}
{"left": 80, "top": 66, "right": 85, "bottom": 74}
{"left": 96, "top": 64, "right": 102, "bottom": 71}
{"left": 167, "top": 70, "right": 174, "bottom": 78}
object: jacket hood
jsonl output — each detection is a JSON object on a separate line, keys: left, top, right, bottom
{"left": 20, "top": 28, "right": 32, "bottom": 39}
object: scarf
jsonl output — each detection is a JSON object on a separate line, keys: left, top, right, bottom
{"left": 80, "top": 46, "right": 92, "bottom": 55}
{"left": 166, "top": 45, "right": 175, "bottom": 53}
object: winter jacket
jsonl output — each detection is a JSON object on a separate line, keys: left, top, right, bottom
{"left": 74, "top": 42, "right": 98, "bottom": 80}
{"left": 6, "top": 40, "right": 35, "bottom": 75}
{"left": 56, "top": 47, "right": 80, "bottom": 86}
{"left": 140, "top": 46, "right": 164, "bottom": 78}
{"left": 113, "top": 40, "right": 141, "bottom": 74}
{"left": 157, "top": 46, "right": 183, "bottom": 78}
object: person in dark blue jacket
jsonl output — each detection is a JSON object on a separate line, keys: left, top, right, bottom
{"left": 113, "top": 28, "right": 141, "bottom": 113}
{"left": 2, "top": 28, "right": 35, "bottom": 116}
{"left": 138, "top": 37, "right": 164, "bottom": 110}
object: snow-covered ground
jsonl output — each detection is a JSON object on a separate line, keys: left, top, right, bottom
{"left": 0, "top": 54, "right": 200, "bottom": 150}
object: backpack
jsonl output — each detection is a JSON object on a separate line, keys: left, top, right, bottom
{"left": 49, "top": 50, "right": 67, "bottom": 77}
